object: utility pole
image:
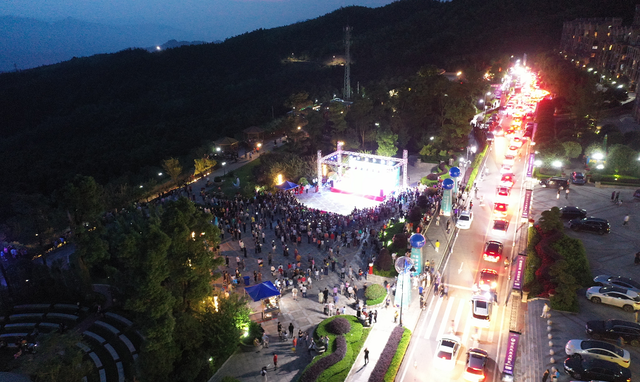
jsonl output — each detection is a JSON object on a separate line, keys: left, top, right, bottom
{"left": 343, "top": 26, "right": 352, "bottom": 100}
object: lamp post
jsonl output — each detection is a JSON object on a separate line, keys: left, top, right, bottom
{"left": 222, "top": 162, "right": 227, "bottom": 176}
{"left": 394, "top": 256, "right": 414, "bottom": 327}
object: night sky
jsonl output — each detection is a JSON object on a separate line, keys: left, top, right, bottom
{"left": 1, "top": 0, "right": 396, "bottom": 41}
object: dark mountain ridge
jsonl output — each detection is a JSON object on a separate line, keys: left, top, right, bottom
{"left": 0, "top": 0, "right": 636, "bottom": 198}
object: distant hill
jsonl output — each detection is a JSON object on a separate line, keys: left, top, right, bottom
{"left": 0, "top": 0, "right": 637, "bottom": 201}
{"left": 145, "top": 39, "right": 213, "bottom": 52}
{"left": 0, "top": 16, "right": 204, "bottom": 72}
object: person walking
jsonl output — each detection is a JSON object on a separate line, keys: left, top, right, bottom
{"left": 273, "top": 353, "right": 278, "bottom": 370}
{"left": 624, "top": 214, "right": 630, "bottom": 226}
{"left": 261, "top": 366, "right": 268, "bottom": 381}
{"left": 541, "top": 303, "right": 550, "bottom": 318}
{"left": 542, "top": 368, "right": 550, "bottom": 382}
{"left": 435, "top": 240, "right": 440, "bottom": 253}
{"left": 292, "top": 287, "right": 298, "bottom": 301}
{"left": 364, "top": 348, "right": 370, "bottom": 365}
{"left": 612, "top": 191, "right": 616, "bottom": 201}
{"left": 288, "top": 323, "right": 294, "bottom": 338}
{"left": 565, "top": 188, "right": 570, "bottom": 199}
{"left": 556, "top": 189, "right": 560, "bottom": 199}
{"left": 394, "top": 310, "right": 398, "bottom": 323}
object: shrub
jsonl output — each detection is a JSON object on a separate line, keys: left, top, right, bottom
{"left": 408, "top": 207, "right": 422, "bottom": 224}
{"left": 299, "top": 336, "right": 347, "bottom": 382}
{"left": 426, "top": 173, "right": 438, "bottom": 180}
{"left": 550, "top": 236, "right": 592, "bottom": 287}
{"left": 392, "top": 233, "right": 407, "bottom": 250}
{"left": 299, "top": 177, "right": 309, "bottom": 186}
{"left": 590, "top": 173, "right": 603, "bottom": 182}
{"left": 417, "top": 195, "right": 428, "bottom": 209}
{"left": 368, "top": 326, "right": 404, "bottom": 382}
{"left": 365, "top": 284, "right": 387, "bottom": 306}
{"left": 384, "top": 328, "right": 411, "bottom": 382}
{"left": 327, "top": 317, "right": 351, "bottom": 335}
{"left": 375, "top": 249, "right": 393, "bottom": 272}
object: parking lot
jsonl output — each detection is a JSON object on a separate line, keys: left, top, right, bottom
{"left": 531, "top": 180, "right": 640, "bottom": 378}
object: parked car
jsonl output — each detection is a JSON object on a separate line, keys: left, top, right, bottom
{"left": 539, "top": 177, "right": 569, "bottom": 189}
{"left": 564, "top": 339, "right": 630, "bottom": 368}
{"left": 585, "top": 286, "right": 640, "bottom": 312}
{"left": 569, "top": 217, "right": 610, "bottom": 235}
{"left": 564, "top": 356, "right": 631, "bottom": 382}
{"left": 594, "top": 275, "right": 640, "bottom": 293}
{"left": 456, "top": 211, "right": 473, "bottom": 229}
{"left": 586, "top": 319, "right": 640, "bottom": 347}
{"left": 571, "top": 171, "right": 586, "bottom": 185}
{"left": 464, "top": 348, "right": 489, "bottom": 382}
{"left": 559, "top": 206, "right": 587, "bottom": 220}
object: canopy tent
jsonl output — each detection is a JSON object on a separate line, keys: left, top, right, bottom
{"left": 243, "top": 126, "right": 265, "bottom": 141}
{"left": 214, "top": 137, "right": 239, "bottom": 152}
{"left": 275, "top": 181, "right": 299, "bottom": 191}
{"left": 245, "top": 281, "right": 280, "bottom": 302}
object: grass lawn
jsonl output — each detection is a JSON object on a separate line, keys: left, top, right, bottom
{"left": 302, "top": 315, "right": 371, "bottom": 382}
{"left": 210, "top": 158, "right": 261, "bottom": 197}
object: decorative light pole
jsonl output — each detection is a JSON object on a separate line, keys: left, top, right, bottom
{"left": 394, "top": 256, "right": 414, "bottom": 327}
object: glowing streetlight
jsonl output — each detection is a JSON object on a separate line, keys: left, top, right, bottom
{"left": 534, "top": 160, "right": 542, "bottom": 167}
{"left": 552, "top": 160, "right": 562, "bottom": 169}
{"left": 596, "top": 164, "right": 604, "bottom": 170}
{"left": 158, "top": 172, "right": 163, "bottom": 176}
{"left": 216, "top": 147, "right": 221, "bottom": 152}
{"left": 297, "top": 126, "right": 301, "bottom": 130}
{"left": 592, "top": 152, "right": 604, "bottom": 160}
{"left": 222, "top": 162, "right": 227, "bottom": 176}
{"left": 430, "top": 136, "right": 434, "bottom": 141}
{"left": 276, "top": 174, "right": 283, "bottom": 185}
{"left": 456, "top": 71, "right": 462, "bottom": 76}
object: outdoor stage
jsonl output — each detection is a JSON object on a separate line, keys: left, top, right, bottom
{"left": 294, "top": 188, "right": 383, "bottom": 216}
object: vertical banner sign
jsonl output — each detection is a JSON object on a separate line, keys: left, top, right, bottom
{"left": 409, "top": 234, "right": 425, "bottom": 275}
{"left": 512, "top": 255, "right": 526, "bottom": 290}
{"left": 521, "top": 189, "right": 532, "bottom": 220}
{"left": 526, "top": 153, "right": 535, "bottom": 178}
{"left": 503, "top": 331, "right": 520, "bottom": 376}
{"left": 441, "top": 178, "right": 454, "bottom": 217}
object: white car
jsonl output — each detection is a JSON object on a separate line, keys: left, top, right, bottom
{"left": 470, "top": 294, "right": 493, "bottom": 328}
{"left": 500, "top": 164, "right": 513, "bottom": 174}
{"left": 565, "top": 339, "right": 630, "bottom": 368}
{"left": 456, "top": 211, "right": 473, "bottom": 229}
{"left": 491, "top": 220, "right": 509, "bottom": 237}
{"left": 503, "top": 154, "right": 515, "bottom": 166}
{"left": 435, "top": 335, "right": 462, "bottom": 370}
{"left": 586, "top": 286, "right": 640, "bottom": 312}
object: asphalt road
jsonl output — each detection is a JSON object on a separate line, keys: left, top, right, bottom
{"left": 397, "top": 112, "right": 528, "bottom": 382}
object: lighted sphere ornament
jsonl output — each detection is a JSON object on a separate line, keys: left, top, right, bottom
{"left": 409, "top": 233, "right": 426, "bottom": 248}
{"left": 449, "top": 166, "right": 461, "bottom": 178}
{"left": 442, "top": 178, "right": 454, "bottom": 190}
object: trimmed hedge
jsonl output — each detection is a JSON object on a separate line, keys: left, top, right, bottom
{"left": 368, "top": 326, "right": 405, "bottom": 382}
{"left": 365, "top": 284, "right": 387, "bottom": 306}
{"left": 299, "top": 315, "right": 371, "bottom": 382}
{"left": 300, "top": 336, "right": 347, "bottom": 382}
{"left": 383, "top": 328, "right": 411, "bottom": 382}
{"left": 327, "top": 317, "right": 351, "bottom": 335}
{"left": 464, "top": 145, "right": 489, "bottom": 193}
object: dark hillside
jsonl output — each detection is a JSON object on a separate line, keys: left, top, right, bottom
{"left": 0, "top": 0, "right": 637, "bottom": 199}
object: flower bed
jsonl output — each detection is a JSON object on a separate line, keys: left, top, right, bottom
{"left": 299, "top": 315, "right": 370, "bottom": 382}
{"left": 368, "top": 326, "right": 404, "bottom": 382}
{"left": 383, "top": 328, "right": 411, "bottom": 382}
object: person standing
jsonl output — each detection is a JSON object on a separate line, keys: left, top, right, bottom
{"left": 542, "top": 368, "right": 550, "bottom": 382}
{"left": 565, "top": 188, "right": 570, "bottom": 199}
{"left": 612, "top": 191, "right": 616, "bottom": 201}
{"left": 288, "top": 323, "right": 294, "bottom": 338}
{"left": 435, "top": 240, "right": 440, "bottom": 253}
{"left": 556, "top": 189, "right": 560, "bottom": 199}
{"left": 364, "top": 348, "right": 370, "bottom": 365}
{"left": 394, "top": 310, "right": 398, "bottom": 323}
{"left": 624, "top": 214, "right": 630, "bottom": 226}
{"left": 273, "top": 353, "right": 278, "bottom": 370}
{"left": 541, "top": 303, "right": 550, "bottom": 318}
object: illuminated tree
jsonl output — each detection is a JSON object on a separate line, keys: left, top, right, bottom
{"left": 163, "top": 157, "right": 183, "bottom": 185}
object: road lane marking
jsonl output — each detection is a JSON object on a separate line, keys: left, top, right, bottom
{"left": 424, "top": 295, "right": 444, "bottom": 340}
{"left": 445, "top": 284, "right": 475, "bottom": 291}
{"left": 461, "top": 311, "right": 472, "bottom": 345}
{"left": 458, "top": 262, "right": 464, "bottom": 274}
{"left": 453, "top": 299, "right": 465, "bottom": 334}
{"left": 436, "top": 297, "right": 455, "bottom": 340}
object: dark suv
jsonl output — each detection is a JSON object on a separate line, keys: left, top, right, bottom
{"left": 564, "top": 356, "right": 631, "bottom": 382}
{"left": 539, "top": 177, "right": 569, "bottom": 189}
{"left": 586, "top": 319, "right": 640, "bottom": 347}
{"left": 559, "top": 206, "right": 587, "bottom": 220}
{"left": 569, "top": 217, "right": 610, "bottom": 235}
{"left": 571, "top": 172, "right": 586, "bottom": 185}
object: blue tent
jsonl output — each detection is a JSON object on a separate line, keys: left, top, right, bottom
{"left": 245, "top": 281, "right": 280, "bottom": 302}
{"left": 275, "top": 181, "right": 298, "bottom": 191}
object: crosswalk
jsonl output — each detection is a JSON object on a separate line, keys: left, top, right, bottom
{"left": 420, "top": 293, "right": 502, "bottom": 347}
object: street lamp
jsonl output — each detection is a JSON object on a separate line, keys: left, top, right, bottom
{"left": 158, "top": 172, "right": 163, "bottom": 176}
{"left": 222, "top": 162, "right": 227, "bottom": 175}
{"left": 552, "top": 160, "right": 562, "bottom": 169}
{"left": 216, "top": 147, "right": 221, "bottom": 152}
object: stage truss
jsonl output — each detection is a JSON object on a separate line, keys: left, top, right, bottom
{"left": 316, "top": 147, "right": 408, "bottom": 195}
